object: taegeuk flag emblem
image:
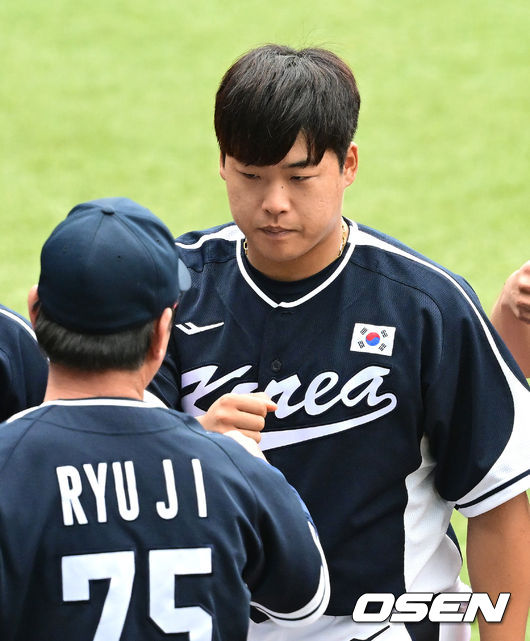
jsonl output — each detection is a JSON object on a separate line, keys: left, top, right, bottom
{"left": 350, "top": 323, "right": 396, "bottom": 356}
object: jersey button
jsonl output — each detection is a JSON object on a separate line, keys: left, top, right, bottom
{"left": 271, "top": 359, "right": 282, "bottom": 373}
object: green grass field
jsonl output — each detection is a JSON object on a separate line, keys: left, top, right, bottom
{"left": 1, "top": 1, "right": 529, "bottom": 638}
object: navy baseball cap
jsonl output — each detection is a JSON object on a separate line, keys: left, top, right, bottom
{"left": 38, "top": 197, "right": 191, "bottom": 334}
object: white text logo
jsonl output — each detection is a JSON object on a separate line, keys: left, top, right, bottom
{"left": 181, "top": 365, "right": 397, "bottom": 421}
{"left": 352, "top": 592, "right": 510, "bottom": 623}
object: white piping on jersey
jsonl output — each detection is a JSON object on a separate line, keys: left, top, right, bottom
{"left": 250, "top": 520, "right": 330, "bottom": 626}
{"left": 0, "top": 307, "right": 37, "bottom": 340}
{"left": 175, "top": 224, "right": 243, "bottom": 250}
{"left": 259, "top": 398, "right": 396, "bottom": 451}
{"left": 402, "top": 435, "right": 461, "bottom": 592}
{"left": 6, "top": 397, "right": 164, "bottom": 423}
{"left": 354, "top": 228, "right": 530, "bottom": 515}
{"left": 235, "top": 221, "right": 356, "bottom": 309}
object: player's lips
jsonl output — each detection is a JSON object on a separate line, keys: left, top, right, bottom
{"left": 259, "top": 226, "right": 293, "bottom": 237}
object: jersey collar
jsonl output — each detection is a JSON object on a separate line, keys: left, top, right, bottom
{"left": 236, "top": 219, "right": 357, "bottom": 308}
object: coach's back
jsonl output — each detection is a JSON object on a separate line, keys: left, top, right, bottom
{"left": 0, "top": 400, "right": 327, "bottom": 640}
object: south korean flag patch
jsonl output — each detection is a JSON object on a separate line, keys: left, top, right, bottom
{"left": 350, "top": 323, "right": 396, "bottom": 356}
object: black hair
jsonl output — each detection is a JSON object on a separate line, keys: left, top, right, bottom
{"left": 34, "top": 306, "right": 155, "bottom": 372}
{"left": 215, "top": 44, "right": 360, "bottom": 168}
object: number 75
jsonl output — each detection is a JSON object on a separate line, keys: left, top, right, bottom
{"left": 62, "top": 548, "right": 213, "bottom": 641}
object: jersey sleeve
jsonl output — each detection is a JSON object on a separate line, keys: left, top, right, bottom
{"left": 423, "top": 279, "right": 530, "bottom": 517}
{"left": 239, "top": 457, "right": 330, "bottom": 627}
{"left": 0, "top": 315, "right": 48, "bottom": 422}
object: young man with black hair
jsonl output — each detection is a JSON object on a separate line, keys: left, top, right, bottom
{"left": 0, "top": 303, "right": 48, "bottom": 421}
{"left": 150, "top": 45, "right": 530, "bottom": 641}
{"left": 0, "top": 197, "right": 330, "bottom": 640}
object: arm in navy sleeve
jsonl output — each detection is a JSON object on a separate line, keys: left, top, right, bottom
{"left": 0, "top": 310, "right": 48, "bottom": 422}
{"left": 239, "top": 457, "right": 330, "bottom": 627}
{"left": 422, "top": 277, "right": 529, "bottom": 508}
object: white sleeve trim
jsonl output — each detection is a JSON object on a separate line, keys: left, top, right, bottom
{"left": 175, "top": 225, "right": 243, "bottom": 250}
{"left": 250, "top": 521, "right": 330, "bottom": 627}
{"left": 0, "top": 307, "right": 37, "bottom": 340}
{"left": 457, "top": 474, "right": 530, "bottom": 518}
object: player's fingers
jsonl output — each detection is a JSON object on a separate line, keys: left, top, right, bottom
{"left": 230, "top": 410, "right": 267, "bottom": 433}
{"left": 202, "top": 396, "right": 266, "bottom": 432}
{"left": 229, "top": 392, "right": 278, "bottom": 417}
{"left": 251, "top": 391, "right": 278, "bottom": 412}
{"left": 199, "top": 392, "right": 277, "bottom": 435}
{"left": 197, "top": 413, "right": 263, "bottom": 440}
{"left": 512, "top": 293, "right": 530, "bottom": 322}
{"left": 512, "top": 262, "right": 530, "bottom": 295}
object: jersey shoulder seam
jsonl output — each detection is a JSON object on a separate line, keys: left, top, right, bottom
{"left": 182, "top": 421, "right": 264, "bottom": 516}
{"left": 0, "top": 407, "right": 57, "bottom": 478}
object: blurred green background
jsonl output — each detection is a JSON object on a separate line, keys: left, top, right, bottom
{"left": 1, "top": 0, "right": 528, "bottom": 638}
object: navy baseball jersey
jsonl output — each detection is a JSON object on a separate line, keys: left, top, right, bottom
{"left": 0, "top": 304, "right": 48, "bottom": 422}
{"left": 149, "top": 219, "right": 530, "bottom": 616}
{"left": 0, "top": 399, "right": 329, "bottom": 640}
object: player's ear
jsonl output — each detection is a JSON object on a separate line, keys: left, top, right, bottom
{"left": 219, "top": 152, "right": 226, "bottom": 181}
{"left": 342, "top": 142, "right": 359, "bottom": 187}
{"left": 27, "top": 285, "right": 40, "bottom": 328}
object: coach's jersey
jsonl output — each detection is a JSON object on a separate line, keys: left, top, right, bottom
{"left": 0, "top": 304, "right": 48, "bottom": 421}
{"left": 0, "top": 399, "right": 329, "bottom": 640}
{"left": 150, "top": 219, "right": 530, "bottom": 617}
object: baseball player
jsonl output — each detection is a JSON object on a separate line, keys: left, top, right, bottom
{"left": 0, "top": 197, "right": 330, "bottom": 640}
{"left": 149, "top": 46, "right": 530, "bottom": 641}
{"left": 0, "top": 303, "right": 48, "bottom": 421}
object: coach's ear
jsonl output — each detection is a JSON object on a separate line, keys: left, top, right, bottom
{"left": 149, "top": 307, "right": 174, "bottom": 364}
{"left": 27, "top": 285, "right": 40, "bottom": 328}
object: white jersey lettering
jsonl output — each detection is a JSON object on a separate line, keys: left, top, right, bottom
{"left": 181, "top": 365, "right": 253, "bottom": 415}
{"left": 57, "top": 459, "right": 208, "bottom": 526}
{"left": 156, "top": 459, "right": 179, "bottom": 519}
{"left": 181, "top": 364, "right": 397, "bottom": 426}
{"left": 83, "top": 463, "right": 108, "bottom": 523}
{"left": 112, "top": 461, "right": 140, "bottom": 522}
{"left": 56, "top": 465, "right": 88, "bottom": 526}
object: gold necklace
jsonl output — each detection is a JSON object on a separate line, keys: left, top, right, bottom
{"left": 338, "top": 219, "right": 349, "bottom": 257}
{"left": 243, "top": 220, "right": 349, "bottom": 258}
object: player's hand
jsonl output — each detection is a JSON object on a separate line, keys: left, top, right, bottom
{"left": 502, "top": 261, "right": 530, "bottom": 324}
{"left": 197, "top": 392, "right": 277, "bottom": 443}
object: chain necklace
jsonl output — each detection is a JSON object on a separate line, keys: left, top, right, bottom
{"left": 338, "top": 219, "right": 349, "bottom": 257}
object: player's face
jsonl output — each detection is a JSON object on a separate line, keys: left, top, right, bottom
{"left": 220, "top": 133, "right": 358, "bottom": 281}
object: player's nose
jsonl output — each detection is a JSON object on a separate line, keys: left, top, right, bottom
{"left": 261, "top": 181, "right": 289, "bottom": 216}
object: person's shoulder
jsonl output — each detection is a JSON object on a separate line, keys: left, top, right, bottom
{"left": 0, "top": 304, "right": 37, "bottom": 342}
{"left": 175, "top": 222, "right": 243, "bottom": 271}
{"left": 175, "top": 221, "right": 241, "bottom": 246}
{"left": 0, "top": 304, "right": 48, "bottom": 422}
{"left": 0, "top": 404, "right": 50, "bottom": 473}
{"left": 174, "top": 415, "right": 288, "bottom": 488}
{"left": 351, "top": 222, "right": 477, "bottom": 309}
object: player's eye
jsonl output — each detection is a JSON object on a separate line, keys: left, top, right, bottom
{"left": 240, "top": 171, "right": 260, "bottom": 180}
{"left": 290, "top": 175, "right": 312, "bottom": 182}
